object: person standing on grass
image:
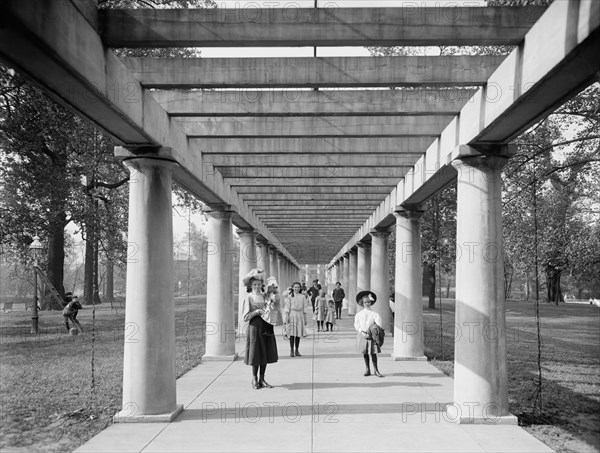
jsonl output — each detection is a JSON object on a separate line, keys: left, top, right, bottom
{"left": 283, "top": 282, "right": 308, "bottom": 357}
{"left": 241, "top": 269, "right": 278, "bottom": 389}
{"left": 332, "top": 281, "right": 345, "bottom": 319}
{"left": 63, "top": 295, "right": 83, "bottom": 333}
{"left": 354, "top": 291, "right": 384, "bottom": 377}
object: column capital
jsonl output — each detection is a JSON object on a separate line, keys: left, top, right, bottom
{"left": 394, "top": 206, "right": 426, "bottom": 220}
{"left": 356, "top": 241, "right": 371, "bottom": 250}
{"left": 451, "top": 154, "right": 510, "bottom": 173}
{"left": 349, "top": 246, "right": 358, "bottom": 255}
{"left": 370, "top": 228, "right": 391, "bottom": 238}
{"left": 122, "top": 155, "right": 178, "bottom": 172}
{"left": 236, "top": 228, "right": 258, "bottom": 237}
{"left": 205, "top": 207, "right": 234, "bottom": 220}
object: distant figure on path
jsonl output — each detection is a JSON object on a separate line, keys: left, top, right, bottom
{"left": 283, "top": 282, "right": 308, "bottom": 357}
{"left": 332, "top": 281, "right": 345, "bottom": 319}
{"left": 354, "top": 291, "right": 384, "bottom": 377}
{"left": 306, "top": 279, "right": 321, "bottom": 312}
{"left": 241, "top": 269, "right": 278, "bottom": 389}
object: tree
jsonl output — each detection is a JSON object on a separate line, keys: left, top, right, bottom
{"left": 0, "top": 67, "right": 129, "bottom": 308}
{"left": 503, "top": 83, "right": 600, "bottom": 303}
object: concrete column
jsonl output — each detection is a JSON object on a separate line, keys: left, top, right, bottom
{"left": 348, "top": 248, "right": 358, "bottom": 315}
{"left": 257, "top": 240, "right": 269, "bottom": 278}
{"left": 203, "top": 210, "right": 237, "bottom": 361}
{"left": 333, "top": 261, "right": 340, "bottom": 286}
{"left": 277, "top": 253, "right": 284, "bottom": 291}
{"left": 450, "top": 153, "right": 514, "bottom": 424}
{"left": 117, "top": 157, "right": 182, "bottom": 422}
{"left": 370, "top": 230, "right": 390, "bottom": 333}
{"left": 357, "top": 242, "right": 371, "bottom": 312}
{"left": 268, "top": 246, "right": 277, "bottom": 280}
{"left": 237, "top": 229, "right": 257, "bottom": 336}
{"left": 393, "top": 208, "right": 427, "bottom": 361}
{"left": 342, "top": 253, "right": 350, "bottom": 313}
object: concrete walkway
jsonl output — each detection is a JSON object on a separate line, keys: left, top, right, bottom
{"left": 76, "top": 317, "right": 552, "bottom": 453}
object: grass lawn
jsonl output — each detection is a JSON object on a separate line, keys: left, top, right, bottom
{"left": 423, "top": 299, "right": 600, "bottom": 453}
{"left": 0, "top": 296, "right": 206, "bottom": 452}
{"left": 1, "top": 297, "right": 598, "bottom": 452}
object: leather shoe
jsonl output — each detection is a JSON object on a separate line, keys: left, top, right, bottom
{"left": 252, "top": 377, "right": 261, "bottom": 389}
{"left": 290, "top": 350, "right": 294, "bottom": 357}
{"left": 374, "top": 369, "right": 384, "bottom": 378}
{"left": 295, "top": 350, "right": 302, "bottom": 357}
{"left": 364, "top": 369, "right": 371, "bottom": 376}
{"left": 259, "top": 380, "right": 273, "bottom": 389}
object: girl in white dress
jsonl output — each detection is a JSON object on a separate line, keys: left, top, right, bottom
{"left": 283, "top": 282, "right": 308, "bottom": 357}
{"left": 354, "top": 290, "right": 383, "bottom": 377}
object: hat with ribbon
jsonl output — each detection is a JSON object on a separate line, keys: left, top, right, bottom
{"left": 242, "top": 268, "right": 265, "bottom": 287}
{"left": 266, "top": 276, "right": 278, "bottom": 287}
{"left": 356, "top": 290, "right": 377, "bottom": 306}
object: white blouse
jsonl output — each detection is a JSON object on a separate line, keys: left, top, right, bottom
{"left": 354, "top": 308, "right": 382, "bottom": 333}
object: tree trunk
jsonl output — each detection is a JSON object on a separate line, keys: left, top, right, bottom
{"left": 525, "top": 269, "right": 530, "bottom": 300}
{"left": 446, "top": 279, "right": 451, "bottom": 298}
{"left": 93, "top": 233, "right": 101, "bottom": 305}
{"left": 83, "top": 228, "right": 94, "bottom": 305}
{"left": 422, "top": 262, "right": 436, "bottom": 309}
{"left": 546, "top": 265, "right": 564, "bottom": 304}
{"left": 44, "top": 212, "right": 67, "bottom": 310}
{"left": 106, "top": 259, "right": 114, "bottom": 303}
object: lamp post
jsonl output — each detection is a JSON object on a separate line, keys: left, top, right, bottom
{"left": 29, "top": 235, "right": 42, "bottom": 334}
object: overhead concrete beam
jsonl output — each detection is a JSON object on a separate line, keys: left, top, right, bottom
{"left": 229, "top": 179, "right": 400, "bottom": 187}
{"left": 151, "top": 88, "right": 478, "bottom": 117}
{"left": 194, "top": 137, "right": 436, "bottom": 155}
{"left": 123, "top": 56, "right": 505, "bottom": 89}
{"left": 243, "top": 194, "right": 387, "bottom": 201}
{"left": 234, "top": 186, "right": 392, "bottom": 194}
{"left": 204, "top": 154, "right": 421, "bottom": 168}
{"left": 176, "top": 116, "right": 453, "bottom": 137}
{"left": 330, "top": 0, "right": 600, "bottom": 266}
{"left": 248, "top": 201, "right": 380, "bottom": 207}
{"left": 217, "top": 166, "right": 408, "bottom": 179}
{"left": 99, "top": 7, "right": 545, "bottom": 48}
{"left": 0, "top": 0, "right": 298, "bottom": 265}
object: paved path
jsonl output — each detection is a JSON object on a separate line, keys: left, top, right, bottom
{"left": 76, "top": 316, "right": 552, "bottom": 453}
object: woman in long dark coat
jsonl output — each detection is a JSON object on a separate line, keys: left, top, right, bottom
{"left": 241, "top": 269, "right": 278, "bottom": 389}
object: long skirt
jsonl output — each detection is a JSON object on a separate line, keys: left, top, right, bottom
{"left": 245, "top": 316, "right": 278, "bottom": 366}
{"left": 356, "top": 333, "right": 381, "bottom": 354}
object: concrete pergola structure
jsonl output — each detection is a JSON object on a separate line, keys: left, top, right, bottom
{"left": 1, "top": 0, "right": 598, "bottom": 424}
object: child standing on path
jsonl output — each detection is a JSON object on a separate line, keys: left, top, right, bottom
{"left": 314, "top": 289, "right": 327, "bottom": 332}
{"left": 325, "top": 299, "right": 336, "bottom": 332}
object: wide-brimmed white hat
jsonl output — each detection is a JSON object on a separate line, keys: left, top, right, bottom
{"left": 266, "top": 276, "right": 278, "bottom": 287}
{"left": 242, "top": 268, "right": 265, "bottom": 287}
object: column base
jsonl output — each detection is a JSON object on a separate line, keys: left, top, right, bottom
{"left": 114, "top": 404, "right": 183, "bottom": 423}
{"left": 392, "top": 355, "right": 428, "bottom": 361}
{"left": 446, "top": 406, "right": 518, "bottom": 425}
{"left": 202, "top": 353, "right": 238, "bottom": 362}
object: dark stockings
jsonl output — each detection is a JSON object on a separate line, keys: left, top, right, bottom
{"left": 289, "top": 336, "right": 301, "bottom": 356}
{"left": 363, "top": 353, "right": 382, "bottom": 377}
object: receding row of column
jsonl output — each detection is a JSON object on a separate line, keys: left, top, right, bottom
{"left": 328, "top": 151, "right": 512, "bottom": 424}
{"left": 116, "top": 156, "right": 299, "bottom": 422}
